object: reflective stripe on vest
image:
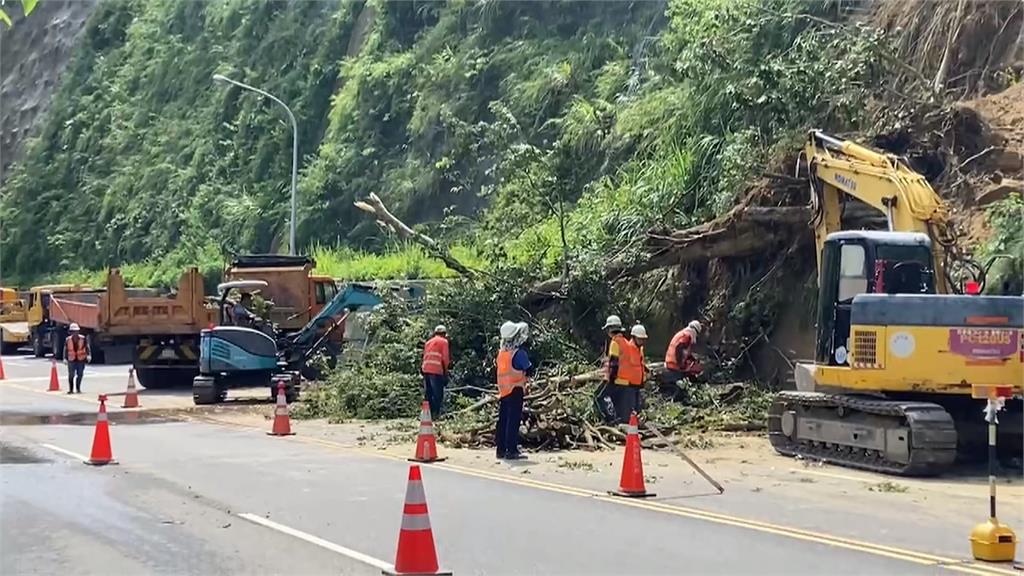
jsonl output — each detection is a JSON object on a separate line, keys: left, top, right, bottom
{"left": 66, "top": 335, "right": 87, "bottom": 362}
{"left": 496, "top": 348, "right": 527, "bottom": 399}
{"left": 421, "top": 336, "right": 447, "bottom": 375}
{"left": 664, "top": 329, "right": 694, "bottom": 370}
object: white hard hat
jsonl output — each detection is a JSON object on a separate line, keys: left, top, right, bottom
{"left": 499, "top": 321, "right": 518, "bottom": 340}
{"left": 630, "top": 324, "right": 648, "bottom": 339}
{"left": 602, "top": 315, "right": 623, "bottom": 330}
{"left": 69, "top": 323, "right": 80, "bottom": 332}
{"left": 515, "top": 321, "right": 529, "bottom": 339}
{"left": 687, "top": 320, "right": 703, "bottom": 333}
{"left": 434, "top": 324, "right": 447, "bottom": 334}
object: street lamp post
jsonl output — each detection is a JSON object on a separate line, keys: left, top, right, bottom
{"left": 213, "top": 73, "right": 298, "bottom": 256}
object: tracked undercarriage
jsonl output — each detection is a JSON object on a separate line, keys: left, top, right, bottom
{"left": 768, "top": 391, "right": 958, "bottom": 476}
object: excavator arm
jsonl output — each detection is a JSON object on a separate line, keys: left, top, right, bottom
{"left": 804, "top": 130, "right": 978, "bottom": 294}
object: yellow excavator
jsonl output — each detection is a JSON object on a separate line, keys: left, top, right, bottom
{"left": 768, "top": 131, "right": 1023, "bottom": 476}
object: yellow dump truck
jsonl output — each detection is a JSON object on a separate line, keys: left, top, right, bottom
{"left": 0, "top": 287, "right": 29, "bottom": 354}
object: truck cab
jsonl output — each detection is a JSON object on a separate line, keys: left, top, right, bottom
{"left": 0, "top": 287, "right": 28, "bottom": 353}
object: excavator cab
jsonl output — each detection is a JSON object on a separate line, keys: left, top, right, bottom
{"left": 816, "top": 231, "right": 936, "bottom": 367}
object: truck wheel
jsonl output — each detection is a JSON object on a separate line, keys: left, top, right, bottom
{"left": 53, "top": 328, "right": 67, "bottom": 361}
{"left": 87, "top": 335, "right": 106, "bottom": 364}
{"left": 32, "top": 331, "right": 45, "bottom": 358}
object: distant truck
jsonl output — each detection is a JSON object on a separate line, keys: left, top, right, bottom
{"left": 46, "top": 268, "right": 214, "bottom": 388}
{"left": 222, "top": 254, "right": 340, "bottom": 334}
{"left": 25, "top": 283, "right": 101, "bottom": 358}
{"left": 0, "top": 287, "right": 29, "bottom": 354}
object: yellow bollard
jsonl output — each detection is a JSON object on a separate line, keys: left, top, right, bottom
{"left": 968, "top": 385, "right": 1017, "bottom": 563}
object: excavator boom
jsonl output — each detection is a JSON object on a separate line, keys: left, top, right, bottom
{"left": 805, "top": 130, "right": 962, "bottom": 294}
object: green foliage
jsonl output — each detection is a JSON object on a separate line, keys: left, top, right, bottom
{"left": 310, "top": 243, "right": 484, "bottom": 281}
{"left": 0, "top": 0, "right": 37, "bottom": 27}
{"left": 980, "top": 194, "right": 1024, "bottom": 295}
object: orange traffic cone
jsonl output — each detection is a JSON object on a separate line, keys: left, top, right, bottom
{"left": 385, "top": 465, "right": 451, "bottom": 576}
{"left": 409, "top": 401, "right": 446, "bottom": 463}
{"left": 267, "top": 381, "right": 295, "bottom": 436}
{"left": 122, "top": 368, "right": 141, "bottom": 408}
{"left": 0, "top": 353, "right": 5, "bottom": 380}
{"left": 609, "top": 412, "right": 656, "bottom": 498}
{"left": 48, "top": 359, "right": 61, "bottom": 392}
{"left": 85, "top": 395, "right": 117, "bottom": 466}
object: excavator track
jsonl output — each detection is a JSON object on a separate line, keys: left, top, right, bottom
{"left": 768, "top": 391, "right": 957, "bottom": 476}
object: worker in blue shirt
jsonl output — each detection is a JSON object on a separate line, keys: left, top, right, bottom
{"left": 496, "top": 321, "right": 534, "bottom": 460}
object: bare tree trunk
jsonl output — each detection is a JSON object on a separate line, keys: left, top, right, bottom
{"left": 354, "top": 193, "right": 476, "bottom": 277}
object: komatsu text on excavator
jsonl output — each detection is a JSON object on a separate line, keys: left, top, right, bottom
{"left": 768, "top": 131, "right": 1023, "bottom": 476}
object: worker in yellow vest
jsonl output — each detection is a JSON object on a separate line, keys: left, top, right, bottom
{"left": 496, "top": 321, "right": 532, "bottom": 460}
{"left": 64, "top": 323, "right": 90, "bottom": 394}
{"left": 598, "top": 315, "right": 633, "bottom": 423}
{"left": 617, "top": 323, "right": 649, "bottom": 419}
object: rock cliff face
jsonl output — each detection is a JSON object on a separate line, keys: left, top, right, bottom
{"left": 0, "top": 0, "right": 97, "bottom": 179}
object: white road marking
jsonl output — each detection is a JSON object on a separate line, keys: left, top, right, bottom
{"left": 238, "top": 513, "right": 393, "bottom": 571}
{"left": 40, "top": 443, "right": 90, "bottom": 461}
{"left": 0, "top": 376, "right": 54, "bottom": 383}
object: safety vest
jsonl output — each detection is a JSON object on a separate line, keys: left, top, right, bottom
{"left": 605, "top": 334, "right": 631, "bottom": 385}
{"left": 619, "top": 341, "right": 645, "bottom": 386}
{"left": 496, "top": 348, "right": 527, "bottom": 399}
{"left": 664, "top": 329, "right": 694, "bottom": 370}
{"left": 421, "top": 335, "right": 448, "bottom": 375}
{"left": 66, "top": 335, "right": 88, "bottom": 362}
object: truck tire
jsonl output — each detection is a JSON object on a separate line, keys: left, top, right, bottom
{"left": 53, "top": 328, "right": 67, "bottom": 361}
{"left": 87, "top": 334, "right": 106, "bottom": 364}
{"left": 32, "top": 330, "right": 45, "bottom": 358}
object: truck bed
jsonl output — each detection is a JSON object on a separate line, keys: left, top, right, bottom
{"left": 49, "top": 269, "right": 215, "bottom": 336}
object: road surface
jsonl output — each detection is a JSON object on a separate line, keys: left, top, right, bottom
{"left": 1, "top": 356, "right": 1019, "bottom": 575}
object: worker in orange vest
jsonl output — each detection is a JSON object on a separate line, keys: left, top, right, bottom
{"left": 617, "top": 323, "right": 649, "bottom": 419}
{"left": 495, "top": 321, "right": 532, "bottom": 460}
{"left": 662, "top": 320, "right": 703, "bottom": 393}
{"left": 421, "top": 324, "right": 451, "bottom": 419}
{"left": 64, "top": 323, "right": 90, "bottom": 394}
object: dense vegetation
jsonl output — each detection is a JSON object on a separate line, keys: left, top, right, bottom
{"left": 3, "top": 0, "right": 1020, "bottom": 425}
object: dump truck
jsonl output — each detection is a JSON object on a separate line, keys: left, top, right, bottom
{"left": 46, "top": 268, "right": 215, "bottom": 388}
{"left": 222, "top": 254, "right": 340, "bottom": 333}
{"left": 0, "top": 287, "right": 29, "bottom": 354}
{"left": 25, "top": 283, "right": 101, "bottom": 358}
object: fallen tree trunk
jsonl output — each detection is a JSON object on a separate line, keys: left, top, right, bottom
{"left": 355, "top": 193, "right": 477, "bottom": 277}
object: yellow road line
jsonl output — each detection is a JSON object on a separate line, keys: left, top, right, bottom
{"left": 189, "top": 414, "right": 1018, "bottom": 576}
{"left": 0, "top": 381, "right": 97, "bottom": 405}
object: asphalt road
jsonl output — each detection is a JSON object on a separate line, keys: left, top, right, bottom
{"left": 0, "top": 356, "right": 1019, "bottom": 575}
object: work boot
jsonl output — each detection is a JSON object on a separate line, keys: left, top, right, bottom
{"left": 66, "top": 390, "right": 73, "bottom": 395}
{"left": 76, "top": 387, "right": 82, "bottom": 394}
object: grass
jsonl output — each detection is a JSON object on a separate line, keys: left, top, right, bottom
{"left": 9, "top": 242, "right": 484, "bottom": 291}
{"left": 310, "top": 243, "right": 485, "bottom": 281}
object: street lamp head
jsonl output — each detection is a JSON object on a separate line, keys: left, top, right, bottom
{"left": 212, "top": 73, "right": 230, "bottom": 84}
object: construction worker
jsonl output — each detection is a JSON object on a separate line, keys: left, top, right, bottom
{"left": 495, "top": 321, "right": 532, "bottom": 460}
{"left": 598, "top": 314, "right": 633, "bottom": 423}
{"left": 618, "top": 323, "right": 648, "bottom": 418}
{"left": 232, "top": 292, "right": 259, "bottom": 327}
{"left": 421, "top": 324, "right": 451, "bottom": 419}
{"left": 662, "top": 320, "right": 703, "bottom": 391}
{"left": 64, "top": 323, "right": 89, "bottom": 394}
